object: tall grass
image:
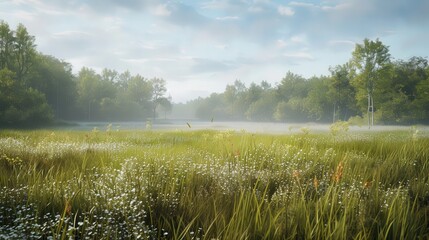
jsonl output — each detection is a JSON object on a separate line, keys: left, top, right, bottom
{"left": 0, "top": 129, "right": 428, "bottom": 239}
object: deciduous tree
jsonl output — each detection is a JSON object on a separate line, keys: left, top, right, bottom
{"left": 351, "top": 38, "right": 391, "bottom": 128}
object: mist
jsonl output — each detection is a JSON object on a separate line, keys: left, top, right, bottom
{"left": 2, "top": 43, "right": 429, "bottom": 129}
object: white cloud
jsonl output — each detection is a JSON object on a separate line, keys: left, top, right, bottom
{"left": 12, "top": 10, "right": 37, "bottom": 20}
{"left": 275, "top": 35, "right": 306, "bottom": 49}
{"left": 276, "top": 39, "right": 288, "bottom": 48}
{"left": 278, "top": 5, "right": 295, "bottom": 16}
{"left": 289, "top": 1, "right": 351, "bottom": 11}
{"left": 248, "top": 6, "right": 264, "bottom": 12}
{"left": 215, "top": 44, "right": 228, "bottom": 49}
{"left": 191, "top": 58, "right": 235, "bottom": 73}
{"left": 52, "top": 31, "right": 92, "bottom": 38}
{"left": 289, "top": 2, "right": 316, "bottom": 8}
{"left": 321, "top": 2, "right": 353, "bottom": 11}
{"left": 121, "top": 57, "right": 178, "bottom": 63}
{"left": 216, "top": 16, "right": 239, "bottom": 20}
{"left": 154, "top": 4, "right": 171, "bottom": 16}
{"left": 2, "top": 0, "right": 428, "bottom": 102}
{"left": 200, "top": 0, "right": 230, "bottom": 9}
{"left": 283, "top": 52, "right": 315, "bottom": 61}
{"left": 290, "top": 34, "right": 307, "bottom": 44}
{"left": 328, "top": 40, "right": 355, "bottom": 46}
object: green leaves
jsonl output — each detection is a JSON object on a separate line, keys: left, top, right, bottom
{"left": 0, "top": 69, "right": 53, "bottom": 127}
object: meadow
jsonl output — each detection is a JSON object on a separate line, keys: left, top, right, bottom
{"left": 0, "top": 126, "right": 428, "bottom": 239}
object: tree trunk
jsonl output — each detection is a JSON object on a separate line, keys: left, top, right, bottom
{"left": 153, "top": 102, "right": 157, "bottom": 121}
{"left": 371, "top": 95, "right": 374, "bottom": 127}
{"left": 333, "top": 102, "right": 336, "bottom": 123}
{"left": 88, "top": 101, "right": 91, "bottom": 121}
{"left": 368, "top": 93, "right": 371, "bottom": 129}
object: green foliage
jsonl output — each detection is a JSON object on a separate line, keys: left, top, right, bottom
{"left": 195, "top": 93, "right": 229, "bottom": 120}
{"left": 150, "top": 78, "right": 169, "bottom": 119}
{"left": 329, "top": 63, "right": 359, "bottom": 121}
{"left": 12, "top": 23, "right": 37, "bottom": 83}
{"left": 277, "top": 71, "right": 309, "bottom": 101}
{"left": 414, "top": 76, "right": 429, "bottom": 122}
{"left": 0, "top": 21, "right": 173, "bottom": 125}
{"left": 0, "top": 21, "right": 14, "bottom": 70}
{"left": 191, "top": 39, "right": 429, "bottom": 125}
{"left": 0, "top": 22, "right": 54, "bottom": 127}
{"left": 0, "top": 68, "right": 53, "bottom": 127}
{"left": 245, "top": 91, "right": 276, "bottom": 121}
{"left": 350, "top": 38, "right": 392, "bottom": 128}
{"left": 329, "top": 121, "right": 349, "bottom": 136}
{"left": 304, "top": 76, "right": 332, "bottom": 121}
{"left": 384, "top": 57, "right": 429, "bottom": 124}
{"left": 73, "top": 67, "right": 172, "bottom": 121}
{"left": 273, "top": 98, "right": 308, "bottom": 122}
{"left": 2, "top": 20, "right": 429, "bottom": 125}
{"left": 223, "top": 80, "right": 248, "bottom": 119}
{"left": 273, "top": 101, "right": 288, "bottom": 121}
{"left": 30, "top": 54, "right": 77, "bottom": 119}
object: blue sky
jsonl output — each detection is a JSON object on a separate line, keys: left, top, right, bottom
{"left": 1, "top": 0, "right": 428, "bottom": 103}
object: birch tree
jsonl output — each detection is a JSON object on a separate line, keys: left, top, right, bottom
{"left": 351, "top": 38, "right": 391, "bottom": 129}
{"left": 150, "top": 78, "right": 168, "bottom": 119}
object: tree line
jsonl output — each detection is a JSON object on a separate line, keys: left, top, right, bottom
{"left": 2, "top": 20, "right": 429, "bottom": 127}
{"left": 192, "top": 39, "right": 429, "bottom": 126}
{"left": 0, "top": 21, "right": 171, "bottom": 127}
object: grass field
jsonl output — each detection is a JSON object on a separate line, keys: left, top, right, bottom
{"left": 1, "top": 127, "right": 429, "bottom": 239}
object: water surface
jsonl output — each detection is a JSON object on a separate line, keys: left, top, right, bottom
{"left": 56, "top": 120, "right": 428, "bottom": 134}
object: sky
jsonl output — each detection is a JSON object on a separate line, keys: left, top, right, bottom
{"left": 1, "top": 0, "right": 429, "bottom": 103}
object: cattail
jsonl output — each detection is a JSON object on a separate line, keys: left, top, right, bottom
{"left": 333, "top": 161, "right": 344, "bottom": 183}
{"left": 313, "top": 176, "right": 319, "bottom": 190}
{"left": 65, "top": 200, "right": 72, "bottom": 215}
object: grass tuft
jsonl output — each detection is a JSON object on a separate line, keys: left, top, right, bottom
{"left": 0, "top": 129, "right": 428, "bottom": 239}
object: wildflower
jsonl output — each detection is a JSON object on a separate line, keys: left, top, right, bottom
{"left": 292, "top": 170, "right": 300, "bottom": 179}
{"left": 234, "top": 150, "right": 240, "bottom": 158}
{"left": 363, "top": 181, "right": 371, "bottom": 189}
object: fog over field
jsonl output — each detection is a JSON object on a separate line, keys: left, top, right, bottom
{"left": 63, "top": 121, "right": 429, "bottom": 135}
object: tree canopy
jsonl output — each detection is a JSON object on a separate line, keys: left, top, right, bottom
{"left": 0, "top": 21, "right": 171, "bottom": 128}
{"left": 1, "top": 20, "right": 429, "bottom": 127}
{"left": 192, "top": 39, "right": 429, "bottom": 125}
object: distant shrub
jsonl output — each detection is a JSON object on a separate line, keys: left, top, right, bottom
{"left": 330, "top": 121, "right": 349, "bottom": 136}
